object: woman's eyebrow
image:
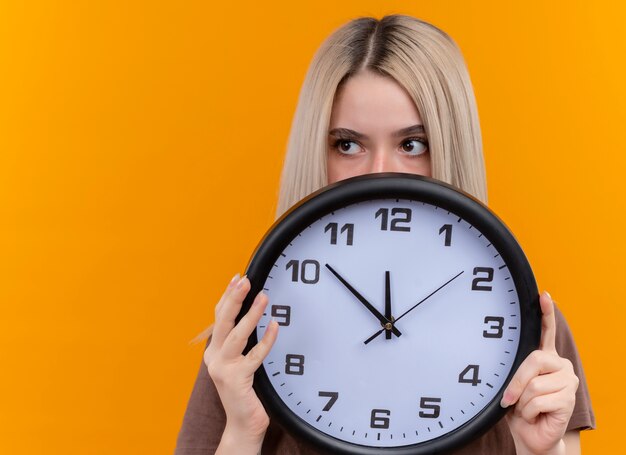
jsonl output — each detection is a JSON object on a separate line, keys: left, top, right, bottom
{"left": 328, "top": 124, "right": 425, "bottom": 140}
{"left": 328, "top": 128, "right": 367, "bottom": 139}
{"left": 393, "top": 124, "right": 425, "bottom": 137}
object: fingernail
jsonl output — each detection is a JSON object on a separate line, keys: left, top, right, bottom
{"left": 253, "top": 290, "right": 266, "bottom": 304}
{"left": 236, "top": 275, "right": 247, "bottom": 289}
{"left": 228, "top": 273, "right": 240, "bottom": 289}
{"left": 500, "top": 390, "right": 510, "bottom": 408}
{"left": 544, "top": 290, "right": 552, "bottom": 300}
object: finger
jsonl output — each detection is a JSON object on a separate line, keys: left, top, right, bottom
{"left": 211, "top": 276, "right": 250, "bottom": 349}
{"left": 222, "top": 290, "right": 269, "bottom": 359}
{"left": 245, "top": 319, "right": 279, "bottom": 371}
{"left": 515, "top": 371, "right": 568, "bottom": 411}
{"left": 214, "top": 273, "right": 241, "bottom": 318}
{"left": 501, "top": 350, "right": 564, "bottom": 407}
{"left": 539, "top": 291, "right": 557, "bottom": 352}
{"left": 516, "top": 389, "right": 573, "bottom": 423}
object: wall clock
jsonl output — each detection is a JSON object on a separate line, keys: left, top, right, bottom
{"left": 237, "top": 173, "right": 541, "bottom": 454}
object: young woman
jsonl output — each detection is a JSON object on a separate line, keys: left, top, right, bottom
{"left": 175, "top": 15, "right": 595, "bottom": 454}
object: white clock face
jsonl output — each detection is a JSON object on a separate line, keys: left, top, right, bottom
{"left": 255, "top": 198, "right": 522, "bottom": 448}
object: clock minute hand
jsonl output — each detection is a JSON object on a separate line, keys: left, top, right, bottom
{"left": 364, "top": 270, "right": 465, "bottom": 345}
{"left": 385, "top": 271, "right": 393, "bottom": 340}
{"left": 325, "top": 264, "right": 402, "bottom": 337}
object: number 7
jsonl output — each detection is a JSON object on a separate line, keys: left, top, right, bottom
{"left": 318, "top": 391, "right": 339, "bottom": 411}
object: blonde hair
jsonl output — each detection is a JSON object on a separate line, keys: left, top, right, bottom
{"left": 193, "top": 14, "right": 487, "bottom": 344}
{"left": 277, "top": 14, "right": 487, "bottom": 216}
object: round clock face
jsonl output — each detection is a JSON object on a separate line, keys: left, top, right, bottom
{"left": 240, "top": 174, "right": 540, "bottom": 454}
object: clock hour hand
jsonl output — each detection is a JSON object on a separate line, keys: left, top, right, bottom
{"left": 364, "top": 270, "right": 465, "bottom": 344}
{"left": 325, "top": 264, "right": 402, "bottom": 337}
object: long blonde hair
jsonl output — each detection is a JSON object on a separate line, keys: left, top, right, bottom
{"left": 277, "top": 14, "right": 487, "bottom": 216}
{"left": 192, "top": 14, "right": 487, "bottom": 344}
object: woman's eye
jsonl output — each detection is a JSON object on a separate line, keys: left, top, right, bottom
{"left": 334, "top": 140, "right": 361, "bottom": 155}
{"left": 401, "top": 139, "right": 428, "bottom": 156}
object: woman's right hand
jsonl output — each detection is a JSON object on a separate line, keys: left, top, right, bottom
{"left": 204, "top": 274, "right": 279, "bottom": 453}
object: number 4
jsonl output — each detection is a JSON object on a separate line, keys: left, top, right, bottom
{"left": 458, "top": 364, "right": 481, "bottom": 386}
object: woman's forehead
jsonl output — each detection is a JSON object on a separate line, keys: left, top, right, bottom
{"left": 330, "top": 71, "right": 422, "bottom": 133}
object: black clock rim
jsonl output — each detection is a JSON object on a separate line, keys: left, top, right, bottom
{"left": 238, "top": 172, "right": 541, "bottom": 455}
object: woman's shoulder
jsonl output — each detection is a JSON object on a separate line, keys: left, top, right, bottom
{"left": 552, "top": 303, "right": 596, "bottom": 431}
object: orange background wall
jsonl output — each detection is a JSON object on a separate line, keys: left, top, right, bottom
{"left": 0, "top": 1, "right": 623, "bottom": 453}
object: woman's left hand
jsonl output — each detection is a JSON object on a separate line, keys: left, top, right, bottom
{"left": 501, "top": 291, "right": 579, "bottom": 455}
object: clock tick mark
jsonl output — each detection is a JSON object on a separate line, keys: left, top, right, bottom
{"left": 377, "top": 433, "right": 381, "bottom": 441}
{"left": 471, "top": 402, "right": 475, "bottom": 406}
{"left": 479, "top": 393, "right": 484, "bottom": 397}
{"left": 508, "top": 327, "right": 518, "bottom": 330}
{"left": 328, "top": 422, "right": 332, "bottom": 427}
{"left": 340, "top": 427, "right": 343, "bottom": 432}
{"left": 272, "top": 372, "right": 280, "bottom": 376}
{"left": 468, "top": 225, "right": 473, "bottom": 230}
{"left": 297, "top": 401, "right": 301, "bottom": 405}
{"left": 505, "top": 277, "right": 511, "bottom": 281}
{"left": 415, "top": 430, "right": 419, "bottom": 436}
{"left": 280, "top": 253, "right": 286, "bottom": 257}
{"left": 509, "top": 301, "right": 516, "bottom": 305}
{"left": 499, "top": 264, "right": 507, "bottom": 270}
{"left": 494, "top": 373, "right": 500, "bottom": 377}
{"left": 428, "top": 427, "right": 431, "bottom": 432}
{"left": 259, "top": 325, "right": 265, "bottom": 328}
{"left": 438, "top": 421, "right": 444, "bottom": 429}
{"left": 263, "top": 288, "right": 269, "bottom": 291}
{"left": 267, "top": 361, "right": 274, "bottom": 364}
{"left": 403, "top": 433, "right": 406, "bottom": 438}
{"left": 494, "top": 253, "right": 500, "bottom": 258}
{"left": 505, "top": 351, "right": 511, "bottom": 354}
{"left": 307, "top": 409, "right": 311, "bottom": 414}
{"left": 508, "top": 339, "right": 514, "bottom": 342}
{"left": 478, "top": 233, "right": 483, "bottom": 238}
{"left": 288, "top": 393, "right": 293, "bottom": 396}
{"left": 365, "top": 433, "right": 368, "bottom": 438}
{"left": 316, "top": 415, "right": 322, "bottom": 422}
{"left": 500, "top": 362, "right": 506, "bottom": 366}
{"left": 461, "top": 410, "right": 465, "bottom": 415}
{"left": 267, "top": 275, "right": 274, "bottom": 279}
{"left": 487, "top": 242, "right": 492, "bottom": 247}
{"left": 486, "top": 383, "right": 494, "bottom": 388}
{"left": 280, "top": 383, "right": 285, "bottom": 387}
{"left": 508, "top": 289, "right": 514, "bottom": 292}
{"left": 450, "top": 417, "right": 455, "bottom": 422}
{"left": 457, "top": 217, "right": 462, "bottom": 223}
{"left": 352, "top": 430, "right": 356, "bottom": 436}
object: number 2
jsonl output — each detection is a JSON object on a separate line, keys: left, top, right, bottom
{"left": 471, "top": 267, "right": 494, "bottom": 291}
